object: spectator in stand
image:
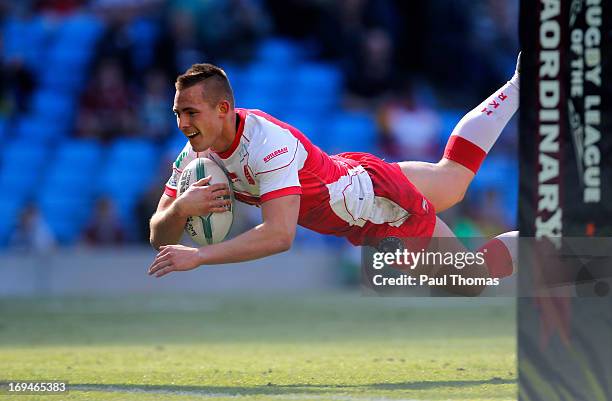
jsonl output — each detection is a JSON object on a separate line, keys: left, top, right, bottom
{"left": 75, "top": 58, "right": 137, "bottom": 141}
{"left": 134, "top": 155, "right": 174, "bottom": 244}
{"left": 0, "top": 58, "right": 36, "bottom": 117}
{"left": 93, "top": 0, "right": 163, "bottom": 82}
{"left": 82, "top": 196, "right": 126, "bottom": 246}
{"left": 34, "top": 0, "right": 85, "bottom": 15}
{"left": 153, "top": 8, "right": 208, "bottom": 77}
{"left": 9, "top": 204, "right": 56, "bottom": 253}
{"left": 315, "top": 0, "right": 398, "bottom": 61}
{"left": 344, "top": 28, "right": 397, "bottom": 109}
{"left": 154, "top": 0, "right": 268, "bottom": 76}
{"left": 377, "top": 81, "right": 442, "bottom": 162}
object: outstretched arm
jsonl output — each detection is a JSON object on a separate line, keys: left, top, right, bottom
{"left": 148, "top": 195, "right": 300, "bottom": 277}
{"left": 149, "top": 176, "right": 231, "bottom": 250}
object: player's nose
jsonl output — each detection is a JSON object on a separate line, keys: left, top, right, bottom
{"left": 178, "top": 116, "right": 190, "bottom": 131}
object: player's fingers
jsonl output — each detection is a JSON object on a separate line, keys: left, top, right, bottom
{"left": 155, "top": 265, "right": 175, "bottom": 278}
{"left": 207, "top": 183, "right": 229, "bottom": 192}
{"left": 209, "top": 188, "right": 230, "bottom": 197}
{"left": 210, "top": 207, "right": 229, "bottom": 213}
{"left": 193, "top": 176, "right": 212, "bottom": 186}
{"left": 215, "top": 198, "right": 231, "bottom": 207}
{"left": 148, "top": 254, "right": 172, "bottom": 275}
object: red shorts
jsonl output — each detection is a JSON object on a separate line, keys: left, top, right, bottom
{"left": 334, "top": 152, "right": 436, "bottom": 249}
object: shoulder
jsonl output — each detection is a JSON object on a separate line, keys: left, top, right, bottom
{"left": 172, "top": 141, "right": 207, "bottom": 171}
{"left": 242, "top": 110, "right": 299, "bottom": 151}
{"left": 242, "top": 113, "right": 299, "bottom": 170}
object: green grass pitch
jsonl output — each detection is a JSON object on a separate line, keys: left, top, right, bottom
{"left": 0, "top": 292, "right": 516, "bottom": 400}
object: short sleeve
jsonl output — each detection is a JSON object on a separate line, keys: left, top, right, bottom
{"left": 165, "top": 142, "right": 199, "bottom": 198}
{"left": 251, "top": 135, "right": 302, "bottom": 202}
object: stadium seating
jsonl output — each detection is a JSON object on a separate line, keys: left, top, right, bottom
{"left": 98, "top": 139, "right": 158, "bottom": 224}
{"left": 326, "top": 111, "right": 376, "bottom": 154}
{"left": 0, "top": 140, "right": 50, "bottom": 202}
{"left": 38, "top": 187, "right": 93, "bottom": 244}
{"left": 0, "top": 6, "right": 519, "bottom": 250}
{"left": 287, "top": 63, "right": 342, "bottom": 116}
{"left": 256, "top": 37, "right": 304, "bottom": 66}
{"left": 1, "top": 15, "right": 49, "bottom": 71}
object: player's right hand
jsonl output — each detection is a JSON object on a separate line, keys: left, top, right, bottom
{"left": 174, "top": 176, "right": 231, "bottom": 217}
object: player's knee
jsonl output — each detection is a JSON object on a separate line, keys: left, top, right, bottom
{"left": 453, "top": 186, "right": 468, "bottom": 205}
{"left": 438, "top": 159, "right": 471, "bottom": 206}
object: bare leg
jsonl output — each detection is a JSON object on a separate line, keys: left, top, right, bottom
{"left": 398, "top": 159, "right": 475, "bottom": 213}
{"left": 399, "top": 57, "right": 520, "bottom": 213}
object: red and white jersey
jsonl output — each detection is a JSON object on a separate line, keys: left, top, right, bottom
{"left": 165, "top": 108, "right": 435, "bottom": 246}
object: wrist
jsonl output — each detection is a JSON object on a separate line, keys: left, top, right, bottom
{"left": 196, "top": 247, "right": 208, "bottom": 265}
{"left": 169, "top": 198, "right": 188, "bottom": 219}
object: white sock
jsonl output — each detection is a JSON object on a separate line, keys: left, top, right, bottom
{"left": 443, "top": 56, "right": 520, "bottom": 173}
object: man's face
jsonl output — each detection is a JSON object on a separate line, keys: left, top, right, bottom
{"left": 173, "top": 83, "right": 224, "bottom": 152}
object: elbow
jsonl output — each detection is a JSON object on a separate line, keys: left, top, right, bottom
{"left": 271, "top": 229, "right": 295, "bottom": 253}
{"left": 149, "top": 233, "right": 162, "bottom": 251}
{"left": 276, "top": 233, "right": 294, "bottom": 252}
{"left": 149, "top": 223, "right": 167, "bottom": 251}
{"left": 150, "top": 238, "right": 161, "bottom": 251}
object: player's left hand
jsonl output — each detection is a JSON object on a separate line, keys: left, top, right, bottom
{"left": 148, "top": 245, "right": 203, "bottom": 277}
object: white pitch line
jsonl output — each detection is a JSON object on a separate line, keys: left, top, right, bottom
{"left": 70, "top": 384, "right": 427, "bottom": 401}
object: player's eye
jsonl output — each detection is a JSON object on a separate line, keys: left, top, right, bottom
{"left": 188, "top": 111, "right": 198, "bottom": 116}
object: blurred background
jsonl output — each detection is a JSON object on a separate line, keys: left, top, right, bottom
{"left": 0, "top": 0, "right": 518, "bottom": 291}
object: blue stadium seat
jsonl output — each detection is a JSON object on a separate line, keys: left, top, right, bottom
{"left": 55, "top": 13, "right": 105, "bottom": 47}
{"left": 98, "top": 139, "right": 158, "bottom": 210}
{"left": 37, "top": 188, "right": 93, "bottom": 244}
{"left": 243, "top": 62, "right": 292, "bottom": 99}
{"left": 326, "top": 112, "right": 377, "bottom": 154}
{"left": 0, "top": 140, "right": 50, "bottom": 200}
{"left": 282, "top": 114, "right": 323, "bottom": 146}
{"left": 1, "top": 16, "right": 49, "bottom": 71}
{"left": 256, "top": 38, "right": 303, "bottom": 66}
{"left": 107, "top": 138, "right": 157, "bottom": 166}
{"left": 288, "top": 63, "right": 342, "bottom": 114}
{"left": 237, "top": 91, "right": 285, "bottom": 118}
{"left": 55, "top": 139, "right": 103, "bottom": 166}
{"left": 0, "top": 168, "right": 42, "bottom": 202}
{"left": 14, "top": 115, "right": 69, "bottom": 142}
{"left": 30, "top": 90, "right": 77, "bottom": 129}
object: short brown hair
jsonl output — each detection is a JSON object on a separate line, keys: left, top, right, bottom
{"left": 175, "top": 63, "right": 234, "bottom": 108}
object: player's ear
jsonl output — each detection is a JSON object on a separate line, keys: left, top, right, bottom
{"left": 218, "top": 100, "right": 230, "bottom": 115}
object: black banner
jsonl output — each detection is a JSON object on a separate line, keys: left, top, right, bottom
{"left": 519, "top": 0, "right": 612, "bottom": 400}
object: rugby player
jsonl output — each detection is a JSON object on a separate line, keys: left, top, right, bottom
{"left": 148, "top": 59, "right": 520, "bottom": 295}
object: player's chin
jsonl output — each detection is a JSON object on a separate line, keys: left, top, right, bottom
{"left": 189, "top": 140, "right": 210, "bottom": 153}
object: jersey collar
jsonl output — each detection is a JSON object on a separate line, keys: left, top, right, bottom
{"left": 216, "top": 108, "right": 246, "bottom": 159}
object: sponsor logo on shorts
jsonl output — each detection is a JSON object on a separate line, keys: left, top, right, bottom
{"left": 263, "top": 147, "right": 288, "bottom": 163}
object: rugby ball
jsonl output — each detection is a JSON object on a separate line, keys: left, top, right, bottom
{"left": 177, "top": 158, "right": 234, "bottom": 245}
